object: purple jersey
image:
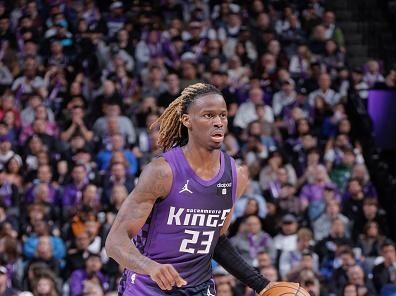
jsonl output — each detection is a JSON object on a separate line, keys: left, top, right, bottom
{"left": 121, "top": 146, "right": 237, "bottom": 294}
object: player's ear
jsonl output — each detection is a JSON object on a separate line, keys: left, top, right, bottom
{"left": 181, "top": 114, "right": 191, "bottom": 129}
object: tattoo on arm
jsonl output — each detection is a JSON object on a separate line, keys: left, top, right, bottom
{"left": 105, "top": 159, "right": 172, "bottom": 274}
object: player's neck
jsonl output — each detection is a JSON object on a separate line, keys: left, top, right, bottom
{"left": 182, "top": 143, "right": 221, "bottom": 170}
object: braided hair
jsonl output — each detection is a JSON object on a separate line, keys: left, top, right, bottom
{"left": 151, "top": 83, "right": 222, "bottom": 151}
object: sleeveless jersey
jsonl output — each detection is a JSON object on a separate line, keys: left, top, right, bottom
{"left": 133, "top": 146, "right": 237, "bottom": 287}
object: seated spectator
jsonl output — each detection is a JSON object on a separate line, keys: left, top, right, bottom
{"left": 356, "top": 221, "right": 385, "bottom": 271}
{"left": 92, "top": 99, "right": 136, "bottom": 147}
{"left": 60, "top": 164, "right": 89, "bottom": 217}
{"left": 96, "top": 133, "right": 138, "bottom": 175}
{"left": 272, "top": 79, "right": 297, "bottom": 117}
{"left": 4, "top": 155, "right": 23, "bottom": 187}
{"left": 0, "top": 163, "right": 19, "bottom": 210}
{"left": 346, "top": 264, "right": 377, "bottom": 295}
{"left": 64, "top": 231, "right": 91, "bottom": 279}
{"left": 256, "top": 250, "right": 273, "bottom": 271}
{"left": 20, "top": 94, "right": 54, "bottom": 129}
{"left": 279, "top": 228, "right": 319, "bottom": 280}
{"left": 342, "top": 283, "right": 359, "bottom": 296}
{"left": 0, "top": 135, "right": 18, "bottom": 167}
{"left": 276, "top": 183, "right": 304, "bottom": 217}
{"left": 79, "top": 184, "right": 100, "bottom": 214}
{"left": 351, "top": 163, "right": 377, "bottom": 199}
{"left": 0, "top": 264, "right": 18, "bottom": 296}
{"left": 372, "top": 240, "right": 396, "bottom": 293}
{"left": 342, "top": 178, "right": 366, "bottom": 222}
{"left": 313, "top": 199, "right": 350, "bottom": 241}
{"left": 352, "top": 198, "right": 389, "bottom": 241}
{"left": 259, "top": 150, "right": 296, "bottom": 192}
{"left": 364, "top": 59, "right": 385, "bottom": 88}
{"left": 23, "top": 219, "right": 65, "bottom": 261}
{"left": 229, "top": 195, "right": 266, "bottom": 238}
{"left": 234, "top": 87, "right": 273, "bottom": 130}
{"left": 289, "top": 45, "right": 312, "bottom": 79}
{"left": 323, "top": 39, "right": 345, "bottom": 75}
{"left": 25, "top": 164, "right": 59, "bottom": 205}
{"left": 274, "top": 213, "right": 299, "bottom": 253}
{"left": 32, "top": 273, "right": 59, "bottom": 296}
{"left": 299, "top": 164, "right": 338, "bottom": 210}
{"left": 20, "top": 104, "right": 58, "bottom": 144}
{"left": 68, "top": 253, "right": 108, "bottom": 296}
{"left": 11, "top": 56, "right": 47, "bottom": 101}
{"left": 232, "top": 179, "right": 267, "bottom": 222}
{"left": 330, "top": 148, "right": 357, "bottom": 191}
{"left": 26, "top": 236, "right": 62, "bottom": 276}
{"left": 230, "top": 215, "right": 276, "bottom": 266}
{"left": 308, "top": 73, "right": 341, "bottom": 107}
{"left": 60, "top": 105, "right": 93, "bottom": 143}
{"left": 315, "top": 222, "right": 353, "bottom": 281}
{"left": 260, "top": 265, "right": 279, "bottom": 283}
{"left": 101, "top": 161, "right": 134, "bottom": 209}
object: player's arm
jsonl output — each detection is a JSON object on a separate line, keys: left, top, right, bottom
{"left": 213, "top": 164, "right": 271, "bottom": 295}
{"left": 105, "top": 158, "right": 186, "bottom": 290}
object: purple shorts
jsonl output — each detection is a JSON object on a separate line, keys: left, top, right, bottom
{"left": 118, "top": 269, "right": 216, "bottom": 296}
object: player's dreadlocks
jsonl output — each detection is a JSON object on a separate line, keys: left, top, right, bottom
{"left": 151, "top": 83, "right": 222, "bottom": 151}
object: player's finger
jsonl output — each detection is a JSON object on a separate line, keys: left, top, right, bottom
{"left": 168, "top": 266, "right": 187, "bottom": 287}
{"left": 156, "top": 275, "right": 170, "bottom": 291}
{"left": 162, "top": 267, "right": 176, "bottom": 288}
{"left": 158, "top": 269, "right": 175, "bottom": 291}
{"left": 152, "top": 274, "right": 166, "bottom": 290}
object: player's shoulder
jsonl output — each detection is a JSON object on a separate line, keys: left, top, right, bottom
{"left": 137, "top": 156, "right": 173, "bottom": 199}
{"left": 143, "top": 156, "right": 173, "bottom": 179}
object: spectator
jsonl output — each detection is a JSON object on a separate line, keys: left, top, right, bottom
{"left": 0, "top": 264, "right": 18, "bottom": 296}
{"left": 322, "top": 11, "right": 345, "bottom": 50}
{"left": 308, "top": 73, "right": 341, "bottom": 106}
{"left": 313, "top": 199, "right": 350, "bottom": 241}
{"left": 23, "top": 220, "right": 65, "bottom": 261}
{"left": 234, "top": 87, "right": 273, "bottom": 130}
{"left": 68, "top": 253, "right": 108, "bottom": 296}
{"left": 230, "top": 215, "right": 276, "bottom": 266}
{"left": 364, "top": 59, "right": 385, "bottom": 88}
{"left": 96, "top": 133, "right": 137, "bottom": 175}
{"left": 273, "top": 213, "right": 299, "bottom": 253}
{"left": 372, "top": 241, "right": 396, "bottom": 294}
{"left": 32, "top": 273, "right": 59, "bottom": 296}
{"left": 92, "top": 99, "right": 136, "bottom": 147}
{"left": 279, "top": 228, "right": 319, "bottom": 280}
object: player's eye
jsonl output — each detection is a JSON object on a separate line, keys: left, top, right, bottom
{"left": 203, "top": 113, "right": 213, "bottom": 119}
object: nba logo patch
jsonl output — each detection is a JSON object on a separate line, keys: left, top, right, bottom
{"left": 222, "top": 188, "right": 227, "bottom": 195}
{"left": 131, "top": 273, "right": 136, "bottom": 284}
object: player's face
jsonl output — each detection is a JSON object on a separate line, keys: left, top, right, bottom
{"left": 182, "top": 93, "right": 228, "bottom": 151}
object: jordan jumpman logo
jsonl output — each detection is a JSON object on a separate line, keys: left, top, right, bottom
{"left": 179, "top": 180, "right": 193, "bottom": 194}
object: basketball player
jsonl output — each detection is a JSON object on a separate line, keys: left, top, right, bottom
{"left": 106, "top": 83, "right": 271, "bottom": 295}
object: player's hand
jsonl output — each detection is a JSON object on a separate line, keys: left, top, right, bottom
{"left": 147, "top": 262, "right": 187, "bottom": 291}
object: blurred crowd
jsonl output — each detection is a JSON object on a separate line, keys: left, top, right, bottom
{"left": 0, "top": 0, "right": 395, "bottom": 296}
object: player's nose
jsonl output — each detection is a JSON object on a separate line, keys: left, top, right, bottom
{"left": 212, "top": 115, "right": 224, "bottom": 127}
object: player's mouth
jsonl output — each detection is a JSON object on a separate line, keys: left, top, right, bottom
{"left": 210, "top": 131, "right": 224, "bottom": 142}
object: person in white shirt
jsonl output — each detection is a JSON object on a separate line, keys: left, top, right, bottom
{"left": 272, "top": 79, "right": 297, "bottom": 116}
{"left": 234, "top": 87, "right": 274, "bottom": 129}
{"left": 308, "top": 72, "right": 340, "bottom": 106}
{"left": 363, "top": 59, "right": 385, "bottom": 88}
{"left": 273, "top": 214, "right": 299, "bottom": 253}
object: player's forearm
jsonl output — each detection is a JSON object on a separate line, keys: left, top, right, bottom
{"left": 105, "top": 231, "right": 154, "bottom": 274}
{"left": 213, "top": 235, "right": 269, "bottom": 293}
